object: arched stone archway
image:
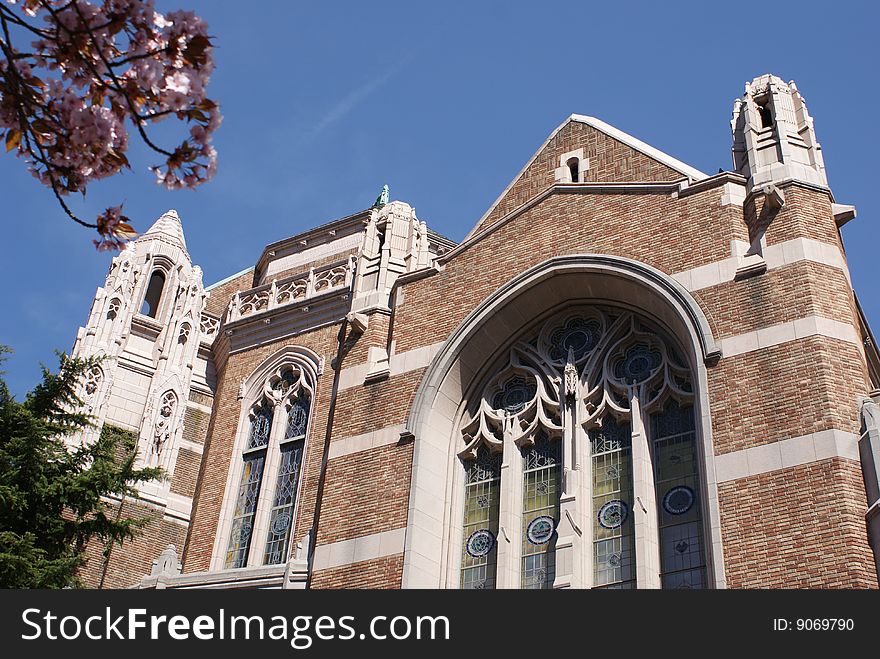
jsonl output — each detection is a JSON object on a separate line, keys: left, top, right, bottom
{"left": 401, "top": 254, "right": 726, "bottom": 588}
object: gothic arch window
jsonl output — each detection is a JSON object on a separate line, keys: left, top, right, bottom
{"left": 224, "top": 363, "right": 314, "bottom": 569}
{"left": 178, "top": 322, "right": 192, "bottom": 345}
{"left": 141, "top": 270, "right": 166, "bottom": 318}
{"left": 456, "top": 306, "right": 707, "bottom": 589}
{"left": 80, "top": 365, "right": 104, "bottom": 412}
{"left": 106, "top": 298, "right": 121, "bottom": 321}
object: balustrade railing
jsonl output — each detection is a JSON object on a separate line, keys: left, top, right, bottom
{"left": 226, "top": 255, "right": 355, "bottom": 322}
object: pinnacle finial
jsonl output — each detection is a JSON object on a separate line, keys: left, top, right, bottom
{"left": 372, "top": 184, "right": 389, "bottom": 209}
{"left": 142, "top": 209, "right": 187, "bottom": 248}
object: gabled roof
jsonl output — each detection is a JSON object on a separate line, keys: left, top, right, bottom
{"left": 570, "top": 115, "right": 707, "bottom": 181}
{"left": 464, "top": 115, "right": 707, "bottom": 241}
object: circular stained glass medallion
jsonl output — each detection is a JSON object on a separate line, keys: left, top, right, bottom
{"left": 662, "top": 486, "right": 695, "bottom": 515}
{"left": 597, "top": 500, "right": 629, "bottom": 529}
{"left": 238, "top": 522, "right": 252, "bottom": 543}
{"left": 526, "top": 516, "right": 556, "bottom": 545}
{"left": 272, "top": 512, "right": 292, "bottom": 535}
{"left": 466, "top": 529, "right": 496, "bottom": 558}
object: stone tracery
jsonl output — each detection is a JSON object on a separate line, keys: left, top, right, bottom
{"left": 457, "top": 305, "right": 704, "bottom": 589}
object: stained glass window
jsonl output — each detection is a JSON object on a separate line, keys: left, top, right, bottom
{"left": 285, "top": 395, "right": 310, "bottom": 440}
{"left": 521, "top": 432, "right": 561, "bottom": 589}
{"left": 264, "top": 440, "right": 305, "bottom": 565}
{"left": 461, "top": 446, "right": 502, "bottom": 589}
{"left": 456, "top": 306, "right": 710, "bottom": 589}
{"left": 547, "top": 316, "right": 602, "bottom": 362}
{"left": 492, "top": 376, "right": 536, "bottom": 415}
{"left": 225, "top": 452, "right": 266, "bottom": 569}
{"left": 226, "top": 401, "right": 273, "bottom": 568}
{"left": 651, "top": 400, "right": 706, "bottom": 589}
{"left": 590, "top": 416, "right": 635, "bottom": 589}
{"left": 247, "top": 403, "right": 273, "bottom": 450}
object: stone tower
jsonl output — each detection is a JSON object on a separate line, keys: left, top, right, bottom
{"left": 731, "top": 73, "right": 826, "bottom": 191}
{"left": 71, "top": 210, "right": 217, "bottom": 587}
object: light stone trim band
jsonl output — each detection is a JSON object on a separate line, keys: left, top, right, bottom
{"left": 312, "top": 527, "right": 406, "bottom": 572}
{"left": 338, "top": 341, "right": 444, "bottom": 391}
{"left": 672, "top": 237, "right": 850, "bottom": 293}
{"left": 338, "top": 314, "right": 857, "bottom": 393}
{"left": 717, "top": 316, "right": 860, "bottom": 358}
{"left": 714, "top": 429, "right": 860, "bottom": 482}
{"left": 328, "top": 424, "right": 407, "bottom": 459}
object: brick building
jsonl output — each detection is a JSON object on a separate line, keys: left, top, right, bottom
{"left": 71, "top": 74, "right": 880, "bottom": 589}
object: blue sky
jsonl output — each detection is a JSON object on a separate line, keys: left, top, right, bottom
{"left": 1, "top": 1, "right": 877, "bottom": 398}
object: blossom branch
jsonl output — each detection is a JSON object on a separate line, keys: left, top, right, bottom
{"left": 0, "top": 0, "right": 221, "bottom": 249}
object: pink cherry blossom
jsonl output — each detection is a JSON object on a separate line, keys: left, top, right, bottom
{"left": 0, "top": 0, "right": 221, "bottom": 248}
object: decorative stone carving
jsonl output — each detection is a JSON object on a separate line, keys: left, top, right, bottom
{"left": 227, "top": 257, "right": 356, "bottom": 322}
{"left": 150, "top": 544, "right": 182, "bottom": 577}
{"left": 151, "top": 390, "right": 178, "bottom": 460}
{"left": 459, "top": 307, "right": 693, "bottom": 459}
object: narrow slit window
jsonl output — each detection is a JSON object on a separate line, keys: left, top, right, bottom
{"left": 567, "top": 157, "right": 580, "bottom": 182}
{"left": 756, "top": 100, "right": 773, "bottom": 129}
{"left": 141, "top": 271, "right": 166, "bottom": 318}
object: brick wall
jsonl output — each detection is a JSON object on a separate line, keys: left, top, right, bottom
{"left": 204, "top": 269, "right": 254, "bottom": 317}
{"left": 182, "top": 405, "right": 210, "bottom": 444}
{"left": 476, "top": 119, "right": 686, "bottom": 232}
{"left": 78, "top": 499, "right": 187, "bottom": 589}
{"left": 170, "top": 448, "right": 201, "bottom": 498}
{"left": 310, "top": 554, "right": 404, "bottom": 589}
{"left": 719, "top": 458, "right": 877, "bottom": 588}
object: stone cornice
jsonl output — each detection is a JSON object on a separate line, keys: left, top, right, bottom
{"left": 254, "top": 208, "right": 372, "bottom": 275}
{"left": 212, "top": 287, "right": 351, "bottom": 358}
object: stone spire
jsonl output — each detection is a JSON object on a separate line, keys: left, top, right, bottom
{"left": 142, "top": 209, "right": 187, "bottom": 249}
{"left": 731, "top": 74, "right": 827, "bottom": 191}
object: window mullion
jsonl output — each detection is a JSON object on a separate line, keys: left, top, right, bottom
{"left": 496, "top": 425, "right": 520, "bottom": 589}
{"left": 555, "top": 388, "right": 579, "bottom": 588}
{"left": 577, "top": 419, "right": 593, "bottom": 589}
{"left": 630, "top": 393, "right": 662, "bottom": 589}
{"left": 248, "top": 400, "right": 285, "bottom": 567}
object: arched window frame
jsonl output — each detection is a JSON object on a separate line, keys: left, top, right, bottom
{"left": 451, "top": 305, "right": 709, "bottom": 589}
{"left": 141, "top": 269, "right": 167, "bottom": 319}
{"left": 212, "top": 348, "right": 321, "bottom": 571}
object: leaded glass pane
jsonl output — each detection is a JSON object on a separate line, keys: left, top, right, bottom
{"left": 263, "top": 440, "right": 305, "bottom": 565}
{"left": 285, "top": 395, "right": 310, "bottom": 440}
{"left": 652, "top": 400, "right": 706, "bottom": 589}
{"left": 225, "top": 452, "right": 266, "bottom": 569}
{"left": 521, "top": 433, "right": 560, "bottom": 589}
{"left": 247, "top": 404, "right": 273, "bottom": 450}
{"left": 590, "top": 416, "right": 635, "bottom": 588}
{"left": 461, "top": 447, "right": 501, "bottom": 590}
